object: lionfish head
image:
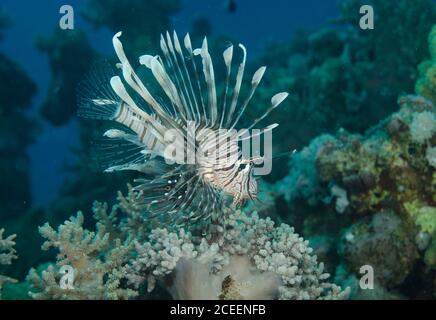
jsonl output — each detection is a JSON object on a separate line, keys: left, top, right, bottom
{"left": 230, "top": 159, "right": 258, "bottom": 206}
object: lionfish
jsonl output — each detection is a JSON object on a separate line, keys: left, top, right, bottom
{"left": 78, "top": 31, "right": 288, "bottom": 225}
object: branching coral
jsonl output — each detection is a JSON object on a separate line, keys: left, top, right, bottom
{"left": 0, "top": 229, "right": 17, "bottom": 299}
{"left": 26, "top": 212, "right": 137, "bottom": 300}
{"left": 22, "top": 187, "right": 348, "bottom": 300}
{"left": 127, "top": 208, "right": 349, "bottom": 300}
{"left": 26, "top": 191, "right": 156, "bottom": 299}
{"left": 0, "top": 229, "right": 17, "bottom": 266}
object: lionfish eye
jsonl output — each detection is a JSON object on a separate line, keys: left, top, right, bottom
{"left": 238, "top": 163, "right": 247, "bottom": 172}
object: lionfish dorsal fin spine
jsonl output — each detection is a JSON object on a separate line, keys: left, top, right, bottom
{"left": 103, "top": 129, "right": 140, "bottom": 145}
{"left": 224, "top": 44, "right": 247, "bottom": 128}
{"left": 199, "top": 37, "right": 218, "bottom": 127}
{"left": 238, "top": 123, "right": 279, "bottom": 141}
{"left": 229, "top": 65, "right": 267, "bottom": 131}
{"left": 219, "top": 44, "right": 234, "bottom": 129}
{"left": 237, "top": 91, "right": 289, "bottom": 138}
{"left": 161, "top": 32, "right": 191, "bottom": 121}
{"left": 183, "top": 33, "right": 208, "bottom": 126}
{"left": 271, "top": 92, "right": 289, "bottom": 108}
{"left": 150, "top": 56, "right": 189, "bottom": 124}
{"left": 174, "top": 32, "right": 203, "bottom": 124}
{"left": 180, "top": 31, "right": 202, "bottom": 125}
{"left": 113, "top": 32, "right": 181, "bottom": 132}
{"left": 172, "top": 31, "right": 199, "bottom": 123}
{"left": 109, "top": 76, "right": 145, "bottom": 118}
{"left": 139, "top": 54, "right": 154, "bottom": 68}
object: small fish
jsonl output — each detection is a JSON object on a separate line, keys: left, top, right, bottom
{"left": 78, "top": 31, "right": 288, "bottom": 225}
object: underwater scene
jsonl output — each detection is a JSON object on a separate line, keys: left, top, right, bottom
{"left": 1, "top": 0, "right": 436, "bottom": 302}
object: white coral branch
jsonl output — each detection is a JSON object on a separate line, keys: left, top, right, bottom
{"left": 0, "top": 228, "right": 18, "bottom": 299}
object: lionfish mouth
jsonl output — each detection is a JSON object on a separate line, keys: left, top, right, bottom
{"left": 77, "top": 30, "right": 289, "bottom": 226}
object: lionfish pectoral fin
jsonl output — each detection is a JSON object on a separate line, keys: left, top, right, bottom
{"left": 103, "top": 129, "right": 140, "bottom": 145}
{"left": 77, "top": 59, "right": 122, "bottom": 120}
{"left": 130, "top": 165, "right": 223, "bottom": 226}
{"left": 91, "top": 136, "right": 148, "bottom": 173}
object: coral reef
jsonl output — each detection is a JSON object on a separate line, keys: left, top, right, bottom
{"left": 277, "top": 93, "right": 436, "bottom": 298}
{"left": 339, "top": 211, "right": 417, "bottom": 288}
{"left": 277, "top": 134, "right": 336, "bottom": 206}
{"left": 274, "top": 23, "right": 436, "bottom": 298}
{"left": 0, "top": 229, "right": 17, "bottom": 299}
{"left": 27, "top": 212, "right": 136, "bottom": 300}
{"left": 24, "top": 190, "right": 149, "bottom": 300}
{"left": 18, "top": 189, "right": 347, "bottom": 300}
{"left": 128, "top": 208, "right": 349, "bottom": 300}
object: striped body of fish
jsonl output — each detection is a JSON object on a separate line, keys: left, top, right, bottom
{"left": 78, "top": 31, "right": 288, "bottom": 225}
